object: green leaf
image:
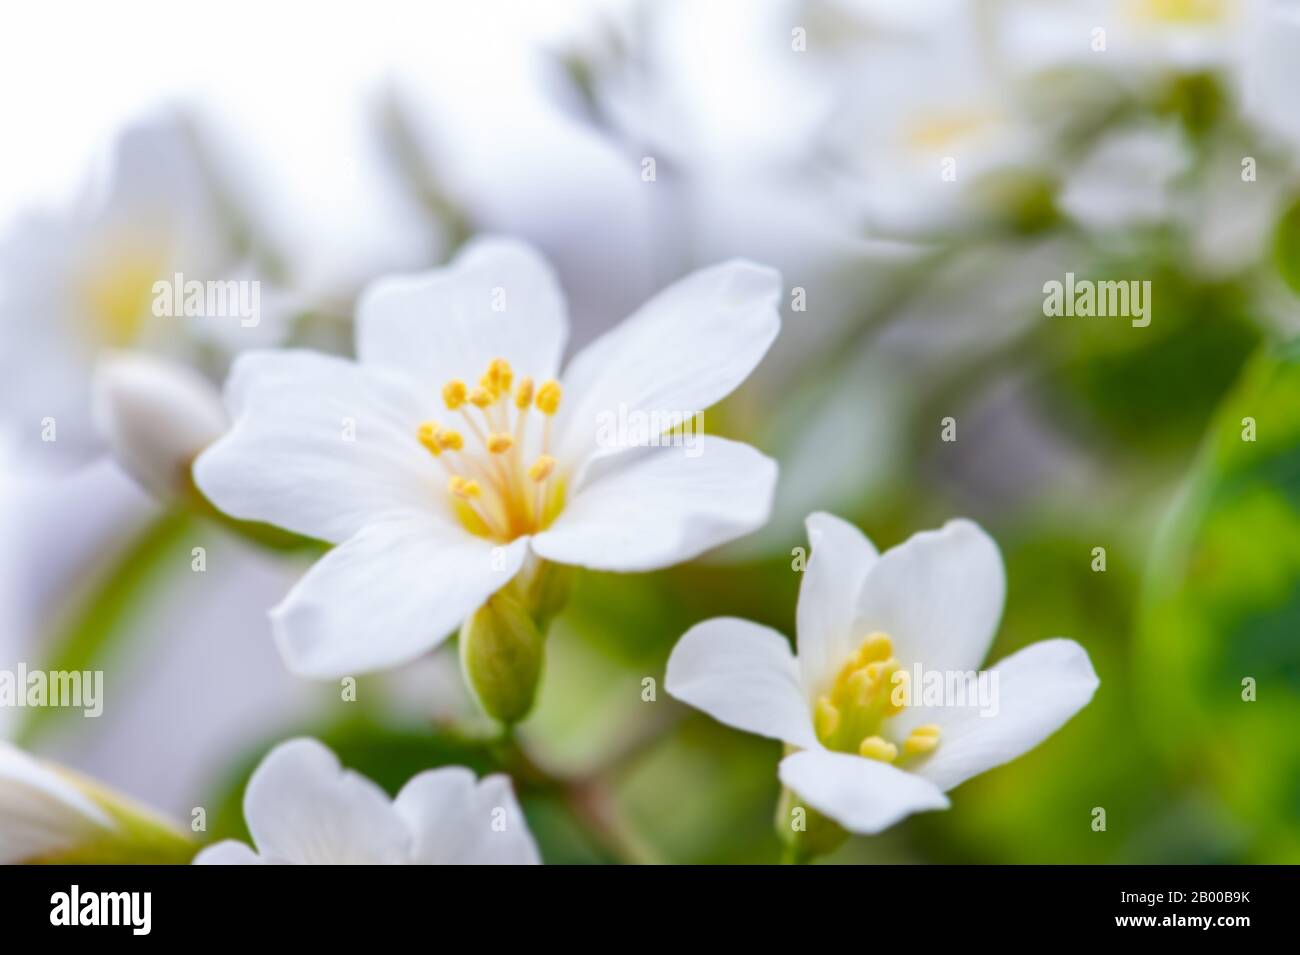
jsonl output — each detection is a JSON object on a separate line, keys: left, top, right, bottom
{"left": 1136, "top": 341, "right": 1300, "bottom": 862}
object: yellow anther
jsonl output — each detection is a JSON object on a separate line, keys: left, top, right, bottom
{"left": 485, "top": 357, "right": 513, "bottom": 394}
{"left": 448, "top": 476, "right": 482, "bottom": 500}
{"left": 437, "top": 429, "right": 464, "bottom": 452}
{"left": 469, "top": 386, "right": 494, "bottom": 408}
{"left": 417, "top": 421, "right": 441, "bottom": 455}
{"left": 535, "top": 379, "right": 562, "bottom": 415}
{"left": 486, "top": 433, "right": 514, "bottom": 454}
{"left": 814, "top": 696, "right": 841, "bottom": 740}
{"left": 903, "top": 726, "right": 941, "bottom": 756}
{"left": 442, "top": 380, "right": 468, "bottom": 410}
{"left": 528, "top": 454, "right": 556, "bottom": 482}
{"left": 514, "top": 376, "right": 535, "bottom": 409}
{"left": 855, "top": 633, "right": 894, "bottom": 665}
{"left": 858, "top": 736, "right": 898, "bottom": 763}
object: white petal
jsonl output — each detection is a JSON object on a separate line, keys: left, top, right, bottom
{"left": 272, "top": 523, "right": 529, "bottom": 679}
{"left": 530, "top": 437, "right": 776, "bottom": 572}
{"left": 909, "top": 639, "right": 1100, "bottom": 792}
{"left": 553, "top": 260, "right": 781, "bottom": 470}
{"left": 192, "top": 840, "right": 265, "bottom": 865}
{"left": 853, "top": 519, "right": 1005, "bottom": 673}
{"left": 241, "top": 739, "right": 409, "bottom": 864}
{"left": 357, "top": 237, "right": 567, "bottom": 385}
{"left": 778, "top": 749, "right": 949, "bottom": 836}
{"left": 0, "top": 743, "right": 114, "bottom": 864}
{"left": 796, "top": 512, "right": 880, "bottom": 700}
{"left": 396, "top": 769, "right": 540, "bottom": 865}
{"left": 665, "top": 618, "right": 819, "bottom": 749}
{"left": 194, "top": 349, "right": 438, "bottom": 543}
{"left": 92, "top": 350, "right": 228, "bottom": 499}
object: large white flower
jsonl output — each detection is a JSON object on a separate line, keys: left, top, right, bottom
{"left": 195, "top": 738, "right": 539, "bottom": 865}
{"left": 195, "top": 238, "right": 781, "bottom": 678}
{"left": 666, "top": 513, "right": 1099, "bottom": 835}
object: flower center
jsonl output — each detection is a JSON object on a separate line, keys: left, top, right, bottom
{"left": 1127, "top": 0, "right": 1230, "bottom": 25}
{"left": 813, "top": 632, "right": 941, "bottom": 764}
{"left": 77, "top": 246, "right": 165, "bottom": 347}
{"left": 903, "top": 108, "right": 999, "bottom": 155}
{"left": 416, "top": 357, "right": 565, "bottom": 542}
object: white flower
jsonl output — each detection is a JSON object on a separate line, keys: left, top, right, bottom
{"left": 91, "top": 350, "right": 229, "bottom": 499}
{"left": 666, "top": 513, "right": 1099, "bottom": 835}
{"left": 0, "top": 742, "right": 116, "bottom": 864}
{"left": 195, "top": 238, "right": 781, "bottom": 678}
{"left": 825, "top": 8, "right": 1043, "bottom": 238}
{"left": 0, "top": 116, "right": 281, "bottom": 465}
{"left": 195, "top": 738, "right": 539, "bottom": 865}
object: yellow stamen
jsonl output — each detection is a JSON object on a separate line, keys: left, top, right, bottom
{"left": 417, "top": 421, "right": 441, "bottom": 455}
{"left": 448, "top": 476, "right": 482, "bottom": 500}
{"left": 442, "top": 380, "right": 468, "bottom": 410}
{"left": 858, "top": 735, "right": 898, "bottom": 763}
{"left": 437, "top": 429, "right": 465, "bottom": 452}
{"left": 814, "top": 696, "right": 841, "bottom": 741}
{"left": 483, "top": 357, "right": 513, "bottom": 395}
{"left": 486, "top": 433, "right": 514, "bottom": 454}
{"left": 903, "top": 726, "right": 941, "bottom": 756}
{"left": 527, "top": 455, "right": 556, "bottom": 482}
{"left": 469, "top": 386, "right": 494, "bottom": 408}
{"left": 514, "top": 376, "right": 535, "bottom": 409}
{"left": 813, "top": 631, "right": 922, "bottom": 760}
{"left": 535, "top": 379, "right": 562, "bottom": 416}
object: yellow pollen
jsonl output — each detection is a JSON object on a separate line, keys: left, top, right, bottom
{"left": 535, "top": 379, "right": 562, "bottom": 416}
{"left": 903, "top": 726, "right": 941, "bottom": 756}
{"left": 484, "top": 357, "right": 513, "bottom": 395}
{"left": 858, "top": 736, "right": 898, "bottom": 763}
{"left": 424, "top": 364, "right": 569, "bottom": 543}
{"left": 448, "top": 476, "right": 482, "bottom": 500}
{"left": 1129, "top": 0, "right": 1229, "bottom": 25}
{"left": 514, "top": 376, "right": 535, "bottom": 409}
{"left": 417, "top": 421, "right": 442, "bottom": 455}
{"left": 812, "top": 631, "right": 935, "bottom": 763}
{"left": 528, "top": 454, "right": 556, "bottom": 482}
{"left": 442, "top": 380, "right": 468, "bottom": 410}
{"left": 814, "top": 696, "right": 841, "bottom": 741}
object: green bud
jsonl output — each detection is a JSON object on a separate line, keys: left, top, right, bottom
{"left": 521, "top": 559, "right": 575, "bottom": 628}
{"left": 459, "top": 592, "right": 546, "bottom": 725}
{"left": 775, "top": 785, "right": 848, "bottom": 862}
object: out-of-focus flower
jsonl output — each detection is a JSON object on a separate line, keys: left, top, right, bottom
{"left": 0, "top": 742, "right": 191, "bottom": 864}
{"left": 824, "top": 3, "right": 1046, "bottom": 238}
{"left": 195, "top": 738, "right": 539, "bottom": 865}
{"left": 195, "top": 238, "right": 780, "bottom": 681}
{"left": 666, "top": 513, "right": 1098, "bottom": 842}
{"left": 91, "top": 350, "right": 228, "bottom": 500}
{"left": 1000, "top": 0, "right": 1256, "bottom": 76}
{"left": 0, "top": 116, "right": 284, "bottom": 466}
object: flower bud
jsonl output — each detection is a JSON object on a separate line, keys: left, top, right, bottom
{"left": 0, "top": 742, "right": 193, "bottom": 863}
{"left": 775, "top": 783, "right": 848, "bottom": 862}
{"left": 92, "top": 350, "right": 228, "bottom": 500}
{"left": 459, "top": 592, "right": 545, "bottom": 725}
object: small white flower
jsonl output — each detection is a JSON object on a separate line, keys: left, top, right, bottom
{"left": 0, "top": 742, "right": 116, "bottom": 864}
{"left": 666, "top": 513, "right": 1099, "bottom": 835}
{"left": 195, "top": 238, "right": 781, "bottom": 678}
{"left": 195, "top": 738, "right": 539, "bottom": 865}
{"left": 91, "top": 350, "right": 229, "bottom": 499}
